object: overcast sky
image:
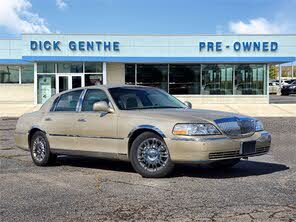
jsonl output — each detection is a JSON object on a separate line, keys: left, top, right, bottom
{"left": 0, "top": 0, "right": 295, "bottom": 37}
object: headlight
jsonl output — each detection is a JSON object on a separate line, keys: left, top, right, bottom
{"left": 255, "top": 120, "right": 264, "bottom": 131}
{"left": 173, "top": 123, "right": 221, "bottom": 136}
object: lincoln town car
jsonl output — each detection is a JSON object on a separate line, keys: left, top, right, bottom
{"left": 15, "top": 85, "right": 271, "bottom": 178}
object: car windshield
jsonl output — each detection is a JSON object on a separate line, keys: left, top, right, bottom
{"left": 108, "top": 87, "right": 187, "bottom": 110}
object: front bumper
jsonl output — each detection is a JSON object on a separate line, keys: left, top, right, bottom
{"left": 165, "top": 131, "right": 271, "bottom": 163}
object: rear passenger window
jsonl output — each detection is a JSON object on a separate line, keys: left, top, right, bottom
{"left": 54, "top": 90, "right": 83, "bottom": 112}
{"left": 81, "top": 89, "right": 109, "bottom": 111}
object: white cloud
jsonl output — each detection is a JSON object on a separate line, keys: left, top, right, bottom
{"left": 229, "top": 17, "right": 284, "bottom": 34}
{"left": 56, "top": 0, "right": 68, "bottom": 10}
{"left": 0, "top": 0, "right": 50, "bottom": 34}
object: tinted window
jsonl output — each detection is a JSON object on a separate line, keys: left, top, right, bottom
{"left": 137, "top": 64, "right": 168, "bottom": 91}
{"left": 0, "top": 65, "right": 19, "bottom": 83}
{"left": 81, "top": 89, "right": 109, "bottom": 111}
{"left": 21, "top": 66, "right": 34, "bottom": 83}
{"left": 169, "top": 64, "right": 201, "bottom": 94}
{"left": 109, "top": 87, "right": 186, "bottom": 110}
{"left": 85, "top": 62, "right": 102, "bottom": 73}
{"left": 54, "top": 90, "right": 83, "bottom": 112}
{"left": 37, "top": 63, "right": 55, "bottom": 73}
{"left": 57, "top": 62, "right": 83, "bottom": 73}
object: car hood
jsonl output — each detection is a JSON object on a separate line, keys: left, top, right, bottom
{"left": 124, "top": 108, "right": 251, "bottom": 123}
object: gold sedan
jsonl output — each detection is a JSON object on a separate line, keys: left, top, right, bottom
{"left": 15, "top": 85, "right": 271, "bottom": 178}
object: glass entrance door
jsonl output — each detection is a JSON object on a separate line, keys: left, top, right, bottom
{"left": 57, "top": 74, "right": 83, "bottom": 93}
{"left": 58, "top": 76, "right": 69, "bottom": 92}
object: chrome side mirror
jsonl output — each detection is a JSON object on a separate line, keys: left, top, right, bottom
{"left": 93, "top": 101, "right": 114, "bottom": 113}
{"left": 184, "top": 101, "right": 192, "bottom": 109}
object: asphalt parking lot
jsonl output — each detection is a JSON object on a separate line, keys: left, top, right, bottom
{"left": 0, "top": 117, "right": 295, "bottom": 221}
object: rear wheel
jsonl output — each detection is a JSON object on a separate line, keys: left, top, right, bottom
{"left": 209, "top": 158, "right": 240, "bottom": 169}
{"left": 30, "top": 131, "right": 56, "bottom": 166}
{"left": 130, "top": 132, "right": 174, "bottom": 178}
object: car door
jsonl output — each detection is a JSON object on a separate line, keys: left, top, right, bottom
{"left": 42, "top": 89, "right": 83, "bottom": 151}
{"left": 74, "top": 89, "right": 118, "bottom": 154}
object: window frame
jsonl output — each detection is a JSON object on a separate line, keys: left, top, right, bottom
{"left": 51, "top": 89, "right": 84, "bottom": 112}
{"left": 79, "top": 88, "right": 113, "bottom": 112}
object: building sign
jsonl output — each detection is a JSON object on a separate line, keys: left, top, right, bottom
{"left": 198, "top": 41, "right": 278, "bottom": 52}
{"left": 30, "top": 40, "right": 120, "bottom": 51}
{"left": 30, "top": 40, "right": 278, "bottom": 53}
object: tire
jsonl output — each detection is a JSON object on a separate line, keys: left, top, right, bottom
{"left": 30, "top": 131, "right": 56, "bottom": 166}
{"left": 130, "top": 132, "right": 174, "bottom": 178}
{"left": 209, "top": 158, "right": 240, "bottom": 169}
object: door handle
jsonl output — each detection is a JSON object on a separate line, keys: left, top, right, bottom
{"left": 44, "top": 117, "right": 52, "bottom": 121}
{"left": 77, "top": 118, "right": 86, "bottom": 122}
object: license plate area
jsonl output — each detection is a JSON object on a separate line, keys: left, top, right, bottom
{"left": 240, "top": 141, "right": 256, "bottom": 155}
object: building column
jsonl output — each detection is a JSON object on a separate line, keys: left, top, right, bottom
{"left": 34, "top": 62, "right": 37, "bottom": 105}
{"left": 292, "top": 62, "right": 294, "bottom": 78}
{"left": 103, "top": 62, "right": 107, "bottom": 84}
{"left": 279, "top": 64, "right": 282, "bottom": 88}
{"left": 267, "top": 64, "right": 270, "bottom": 103}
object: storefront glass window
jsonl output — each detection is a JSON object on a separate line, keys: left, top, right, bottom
{"left": 137, "top": 64, "right": 168, "bottom": 91}
{"left": 234, "top": 64, "right": 266, "bottom": 95}
{"left": 37, "top": 75, "right": 56, "bottom": 104}
{"left": 169, "top": 64, "right": 201, "bottom": 94}
{"left": 85, "top": 62, "right": 102, "bottom": 73}
{"left": 37, "top": 63, "right": 55, "bottom": 73}
{"left": 201, "top": 64, "right": 233, "bottom": 95}
{"left": 85, "top": 74, "right": 103, "bottom": 86}
{"left": 0, "top": 65, "right": 19, "bottom": 83}
{"left": 125, "top": 64, "right": 135, "bottom": 85}
{"left": 21, "top": 66, "right": 34, "bottom": 83}
{"left": 57, "top": 62, "right": 83, "bottom": 73}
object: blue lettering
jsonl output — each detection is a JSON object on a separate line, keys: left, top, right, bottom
{"left": 96, "top": 41, "right": 102, "bottom": 51}
{"left": 233, "top": 42, "right": 241, "bottom": 51}
{"left": 78, "top": 41, "right": 85, "bottom": 51}
{"left": 199, "top": 42, "right": 206, "bottom": 51}
{"left": 262, "top": 42, "right": 269, "bottom": 51}
{"left": 39, "top": 41, "right": 42, "bottom": 50}
{"left": 30, "top": 41, "right": 38, "bottom": 50}
{"left": 216, "top": 42, "right": 222, "bottom": 51}
{"left": 104, "top": 41, "right": 111, "bottom": 51}
{"left": 44, "top": 41, "right": 51, "bottom": 50}
{"left": 242, "top": 42, "right": 252, "bottom": 51}
{"left": 207, "top": 42, "right": 214, "bottom": 51}
{"left": 86, "top": 41, "right": 94, "bottom": 51}
{"left": 253, "top": 42, "right": 260, "bottom": 51}
{"left": 113, "top": 42, "right": 120, "bottom": 51}
{"left": 53, "top": 41, "right": 61, "bottom": 51}
{"left": 271, "top": 42, "right": 278, "bottom": 51}
{"left": 69, "top": 41, "right": 76, "bottom": 50}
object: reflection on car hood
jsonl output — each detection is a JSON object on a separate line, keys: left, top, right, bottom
{"left": 132, "top": 108, "right": 250, "bottom": 123}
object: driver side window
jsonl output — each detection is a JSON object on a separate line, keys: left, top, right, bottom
{"left": 81, "top": 89, "right": 109, "bottom": 111}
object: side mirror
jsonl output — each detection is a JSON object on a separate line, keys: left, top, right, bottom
{"left": 93, "top": 101, "right": 114, "bottom": 113}
{"left": 184, "top": 101, "right": 192, "bottom": 109}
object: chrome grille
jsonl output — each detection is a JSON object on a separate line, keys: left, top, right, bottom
{"left": 209, "top": 146, "right": 270, "bottom": 159}
{"left": 214, "top": 117, "right": 256, "bottom": 137}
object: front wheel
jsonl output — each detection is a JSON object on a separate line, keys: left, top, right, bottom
{"left": 130, "top": 132, "right": 174, "bottom": 178}
{"left": 30, "top": 131, "right": 56, "bottom": 166}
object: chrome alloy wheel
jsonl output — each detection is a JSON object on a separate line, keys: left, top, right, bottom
{"left": 137, "top": 138, "right": 169, "bottom": 172}
{"left": 32, "top": 136, "right": 46, "bottom": 162}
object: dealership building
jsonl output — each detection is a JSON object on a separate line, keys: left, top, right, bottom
{"left": 0, "top": 34, "right": 295, "bottom": 105}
